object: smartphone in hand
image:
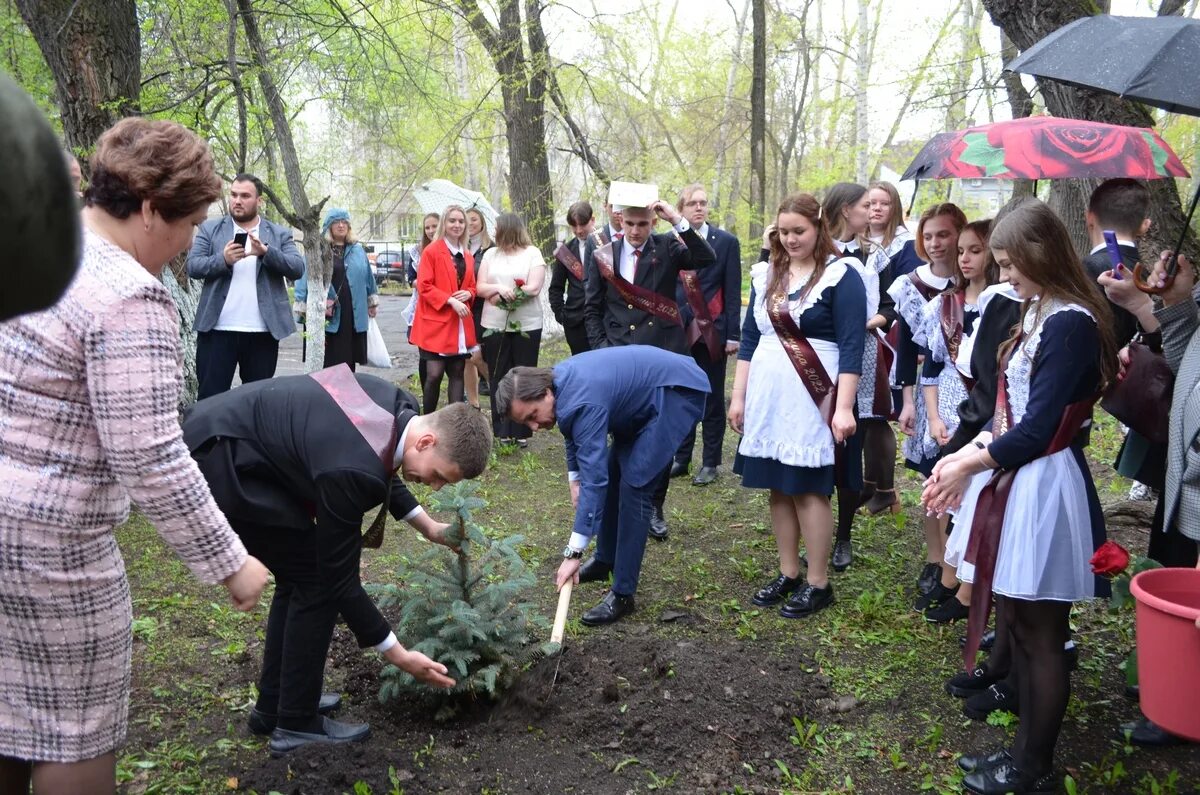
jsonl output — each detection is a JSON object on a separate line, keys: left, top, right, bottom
{"left": 233, "top": 231, "right": 249, "bottom": 248}
{"left": 1103, "top": 230, "right": 1124, "bottom": 280}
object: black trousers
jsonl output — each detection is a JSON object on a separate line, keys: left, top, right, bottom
{"left": 197, "top": 330, "right": 279, "bottom": 399}
{"left": 562, "top": 320, "right": 591, "bottom": 356}
{"left": 483, "top": 328, "right": 542, "bottom": 439}
{"left": 675, "top": 342, "right": 728, "bottom": 469}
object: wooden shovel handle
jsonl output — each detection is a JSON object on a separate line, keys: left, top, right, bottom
{"left": 1133, "top": 262, "right": 1175, "bottom": 295}
{"left": 550, "top": 581, "right": 573, "bottom": 645}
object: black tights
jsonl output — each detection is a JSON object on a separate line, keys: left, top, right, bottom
{"left": 1007, "top": 598, "right": 1072, "bottom": 774}
{"left": 0, "top": 753, "right": 116, "bottom": 795}
{"left": 835, "top": 486, "right": 858, "bottom": 543}
{"left": 422, "top": 357, "right": 465, "bottom": 415}
{"left": 861, "top": 418, "right": 896, "bottom": 491}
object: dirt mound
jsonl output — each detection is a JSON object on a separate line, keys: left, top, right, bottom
{"left": 237, "top": 626, "right": 831, "bottom": 794}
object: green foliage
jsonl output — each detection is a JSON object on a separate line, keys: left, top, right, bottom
{"left": 371, "top": 481, "right": 545, "bottom": 712}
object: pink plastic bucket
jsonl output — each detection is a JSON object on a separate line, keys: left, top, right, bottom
{"left": 1130, "top": 567, "right": 1200, "bottom": 742}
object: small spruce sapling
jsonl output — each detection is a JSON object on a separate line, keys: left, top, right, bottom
{"left": 371, "top": 481, "right": 547, "bottom": 712}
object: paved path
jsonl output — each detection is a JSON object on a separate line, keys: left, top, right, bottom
{"left": 274, "top": 293, "right": 421, "bottom": 382}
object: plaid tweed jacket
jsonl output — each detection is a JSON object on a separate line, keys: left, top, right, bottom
{"left": 1157, "top": 297, "right": 1200, "bottom": 543}
{"left": 0, "top": 229, "right": 247, "bottom": 762}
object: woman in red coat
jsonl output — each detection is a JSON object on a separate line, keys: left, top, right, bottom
{"left": 410, "top": 204, "right": 477, "bottom": 413}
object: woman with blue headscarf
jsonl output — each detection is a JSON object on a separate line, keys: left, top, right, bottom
{"left": 296, "top": 208, "right": 378, "bottom": 370}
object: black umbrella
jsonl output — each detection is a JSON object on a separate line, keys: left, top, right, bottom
{"left": 1006, "top": 14, "right": 1200, "bottom": 283}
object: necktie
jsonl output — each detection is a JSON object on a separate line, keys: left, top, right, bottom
{"left": 630, "top": 248, "right": 641, "bottom": 281}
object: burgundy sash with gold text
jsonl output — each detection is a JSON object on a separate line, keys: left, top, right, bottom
{"left": 961, "top": 341, "right": 1098, "bottom": 667}
{"left": 765, "top": 290, "right": 837, "bottom": 426}
{"left": 311, "top": 364, "right": 399, "bottom": 548}
{"left": 553, "top": 242, "right": 585, "bottom": 281}
{"left": 680, "top": 269, "right": 723, "bottom": 360}
{"left": 591, "top": 236, "right": 681, "bottom": 325}
{"left": 873, "top": 331, "right": 895, "bottom": 417}
{"left": 940, "top": 292, "right": 978, "bottom": 392}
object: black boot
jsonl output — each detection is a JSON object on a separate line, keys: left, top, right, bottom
{"left": 962, "top": 759, "right": 1058, "bottom": 794}
{"left": 648, "top": 506, "right": 669, "bottom": 541}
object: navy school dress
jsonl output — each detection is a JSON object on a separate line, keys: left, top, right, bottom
{"left": 733, "top": 259, "right": 866, "bottom": 496}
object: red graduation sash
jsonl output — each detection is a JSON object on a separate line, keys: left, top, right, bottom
{"left": 908, "top": 269, "right": 944, "bottom": 301}
{"left": 591, "top": 234, "right": 681, "bottom": 325}
{"left": 961, "top": 340, "right": 1097, "bottom": 668}
{"left": 940, "top": 292, "right": 977, "bottom": 392}
{"left": 873, "top": 331, "right": 895, "bottom": 418}
{"left": 310, "top": 364, "right": 399, "bottom": 548}
{"left": 680, "top": 269, "right": 723, "bottom": 360}
{"left": 553, "top": 242, "right": 585, "bottom": 281}
{"left": 765, "top": 289, "right": 837, "bottom": 427}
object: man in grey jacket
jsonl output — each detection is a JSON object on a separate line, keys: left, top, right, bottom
{"left": 188, "top": 174, "right": 306, "bottom": 398}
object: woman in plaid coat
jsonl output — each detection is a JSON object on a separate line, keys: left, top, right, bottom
{"left": 0, "top": 119, "right": 267, "bottom": 793}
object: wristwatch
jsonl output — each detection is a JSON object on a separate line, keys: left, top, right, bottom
{"left": 562, "top": 545, "right": 585, "bottom": 560}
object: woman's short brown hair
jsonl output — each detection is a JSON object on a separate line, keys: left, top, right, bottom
{"left": 493, "top": 212, "right": 533, "bottom": 251}
{"left": 84, "top": 118, "right": 221, "bottom": 221}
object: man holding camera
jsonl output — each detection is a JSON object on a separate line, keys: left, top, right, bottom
{"left": 188, "top": 173, "right": 306, "bottom": 398}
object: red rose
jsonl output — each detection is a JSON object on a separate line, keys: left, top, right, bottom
{"left": 514, "top": 278, "right": 525, "bottom": 288}
{"left": 991, "top": 117, "right": 1154, "bottom": 180}
{"left": 1089, "top": 540, "right": 1131, "bottom": 577}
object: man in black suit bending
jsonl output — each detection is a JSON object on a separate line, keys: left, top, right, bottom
{"left": 183, "top": 367, "right": 492, "bottom": 754}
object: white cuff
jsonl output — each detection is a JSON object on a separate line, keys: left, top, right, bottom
{"left": 568, "top": 532, "right": 591, "bottom": 551}
{"left": 402, "top": 506, "right": 424, "bottom": 522}
{"left": 675, "top": 218, "right": 690, "bottom": 234}
{"left": 567, "top": 471, "right": 580, "bottom": 482}
{"left": 374, "top": 631, "right": 399, "bottom": 653}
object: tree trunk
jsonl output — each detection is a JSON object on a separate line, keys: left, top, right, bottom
{"left": 712, "top": 0, "right": 751, "bottom": 221}
{"left": 854, "top": 0, "right": 871, "bottom": 184}
{"left": 236, "top": 0, "right": 330, "bottom": 371}
{"left": 999, "top": 31, "right": 1036, "bottom": 200}
{"left": 457, "top": 0, "right": 555, "bottom": 254}
{"left": 983, "top": 0, "right": 1197, "bottom": 260}
{"left": 749, "top": 0, "right": 766, "bottom": 239}
{"left": 452, "top": 21, "right": 479, "bottom": 190}
{"left": 14, "top": 0, "right": 140, "bottom": 154}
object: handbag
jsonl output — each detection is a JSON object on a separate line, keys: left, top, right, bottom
{"left": 1101, "top": 341, "right": 1174, "bottom": 444}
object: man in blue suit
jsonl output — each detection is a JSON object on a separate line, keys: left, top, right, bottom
{"left": 188, "top": 173, "right": 306, "bottom": 398}
{"left": 670, "top": 184, "right": 742, "bottom": 486}
{"left": 494, "top": 347, "right": 709, "bottom": 625}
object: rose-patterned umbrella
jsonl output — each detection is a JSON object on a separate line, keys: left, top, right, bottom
{"left": 901, "top": 117, "right": 1189, "bottom": 182}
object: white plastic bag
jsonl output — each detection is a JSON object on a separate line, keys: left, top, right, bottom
{"left": 366, "top": 318, "right": 391, "bottom": 368}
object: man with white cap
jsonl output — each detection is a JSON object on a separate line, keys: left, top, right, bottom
{"left": 582, "top": 182, "right": 716, "bottom": 540}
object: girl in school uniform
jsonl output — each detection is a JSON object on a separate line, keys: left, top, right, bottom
{"left": 924, "top": 201, "right": 1116, "bottom": 795}
{"left": 887, "top": 202, "right": 967, "bottom": 598}
{"left": 729, "top": 193, "right": 866, "bottom": 619}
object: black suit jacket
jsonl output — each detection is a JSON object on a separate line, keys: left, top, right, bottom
{"left": 676, "top": 225, "right": 742, "bottom": 347}
{"left": 183, "top": 374, "right": 421, "bottom": 646}
{"left": 1082, "top": 242, "right": 1142, "bottom": 347}
{"left": 583, "top": 227, "right": 716, "bottom": 354}
{"left": 549, "top": 236, "right": 592, "bottom": 326}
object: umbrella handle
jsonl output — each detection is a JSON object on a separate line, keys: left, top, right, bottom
{"left": 1132, "top": 262, "right": 1174, "bottom": 296}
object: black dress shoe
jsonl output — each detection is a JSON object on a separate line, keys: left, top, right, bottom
{"left": 247, "top": 693, "right": 343, "bottom": 736}
{"left": 780, "top": 582, "right": 834, "bottom": 619}
{"left": 917, "top": 562, "right": 941, "bottom": 595}
{"left": 831, "top": 540, "right": 852, "bottom": 572}
{"left": 668, "top": 460, "right": 689, "bottom": 478}
{"left": 959, "top": 628, "right": 996, "bottom": 651}
{"left": 691, "top": 466, "right": 718, "bottom": 486}
{"left": 268, "top": 717, "right": 370, "bottom": 755}
{"left": 964, "top": 681, "right": 1019, "bottom": 721}
{"left": 1118, "top": 717, "right": 1187, "bottom": 747}
{"left": 577, "top": 557, "right": 613, "bottom": 584}
{"left": 962, "top": 760, "right": 1058, "bottom": 794}
{"left": 946, "top": 665, "right": 1004, "bottom": 698}
{"left": 957, "top": 747, "right": 1011, "bottom": 774}
{"left": 580, "top": 591, "right": 635, "bottom": 626}
{"left": 751, "top": 573, "right": 801, "bottom": 606}
{"left": 925, "top": 595, "right": 969, "bottom": 624}
{"left": 914, "top": 580, "right": 956, "bottom": 612}
{"left": 648, "top": 506, "right": 669, "bottom": 541}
